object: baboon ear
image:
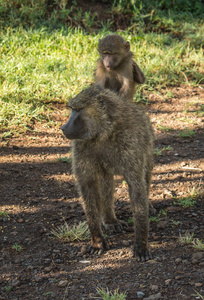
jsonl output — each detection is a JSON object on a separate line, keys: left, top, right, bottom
{"left": 133, "top": 61, "right": 146, "bottom": 84}
{"left": 125, "top": 41, "right": 130, "bottom": 50}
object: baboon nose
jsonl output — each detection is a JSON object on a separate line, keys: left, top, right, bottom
{"left": 61, "top": 124, "right": 65, "bottom": 131}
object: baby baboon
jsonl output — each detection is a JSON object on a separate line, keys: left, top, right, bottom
{"left": 95, "top": 34, "right": 146, "bottom": 102}
{"left": 61, "top": 85, "right": 154, "bottom": 261}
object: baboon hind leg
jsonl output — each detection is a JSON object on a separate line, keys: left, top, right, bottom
{"left": 128, "top": 178, "right": 151, "bottom": 261}
{"left": 146, "top": 162, "right": 156, "bottom": 215}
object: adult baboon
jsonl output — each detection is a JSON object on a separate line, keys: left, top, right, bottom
{"left": 95, "top": 34, "right": 146, "bottom": 102}
{"left": 61, "top": 85, "right": 154, "bottom": 261}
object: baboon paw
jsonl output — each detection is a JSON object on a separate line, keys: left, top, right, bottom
{"left": 133, "top": 246, "right": 152, "bottom": 262}
{"left": 103, "top": 221, "right": 128, "bottom": 234}
{"left": 88, "top": 246, "right": 105, "bottom": 255}
{"left": 88, "top": 237, "right": 109, "bottom": 255}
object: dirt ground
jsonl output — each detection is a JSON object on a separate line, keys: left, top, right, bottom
{"left": 0, "top": 85, "right": 204, "bottom": 300}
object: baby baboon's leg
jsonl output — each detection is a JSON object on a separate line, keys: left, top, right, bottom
{"left": 78, "top": 176, "right": 108, "bottom": 252}
{"left": 128, "top": 178, "right": 151, "bottom": 261}
{"left": 100, "top": 173, "right": 127, "bottom": 233}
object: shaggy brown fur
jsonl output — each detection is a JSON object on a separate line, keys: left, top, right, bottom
{"left": 61, "top": 85, "right": 154, "bottom": 261}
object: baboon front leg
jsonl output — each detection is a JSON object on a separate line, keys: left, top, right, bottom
{"left": 128, "top": 181, "right": 151, "bottom": 261}
{"left": 118, "top": 78, "right": 132, "bottom": 102}
{"left": 101, "top": 173, "right": 127, "bottom": 233}
{"left": 79, "top": 179, "right": 109, "bottom": 253}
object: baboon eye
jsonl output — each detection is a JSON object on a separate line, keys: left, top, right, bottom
{"left": 74, "top": 108, "right": 82, "bottom": 112}
{"left": 103, "top": 52, "right": 113, "bottom": 55}
{"left": 67, "top": 106, "right": 81, "bottom": 113}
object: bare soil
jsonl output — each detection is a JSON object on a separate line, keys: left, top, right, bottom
{"left": 0, "top": 85, "right": 204, "bottom": 300}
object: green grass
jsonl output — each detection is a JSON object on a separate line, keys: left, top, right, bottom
{"left": 149, "top": 216, "right": 160, "bottom": 223}
{"left": 194, "top": 104, "right": 204, "bottom": 117}
{"left": 42, "top": 292, "right": 53, "bottom": 296}
{"left": 0, "top": 13, "right": 203, "bottom": 134}
{"left": 174, "top": 196, "right": 196, "bottom": 208}
{"left": 179, "top": 232, "right": 204, "bottom": 250}
{"left": 149, "top": 209, "right": 167, "bottom": 223}
{"left": 97, "top": 287, "right": 127, "bottom": 300}
{"left": 12, "top": 243, "right": 23, "bottom": 252}
{"left": 0, "top": 210, "right": 9, "bottom": 217}
{"left": 154, "top": 145, "right": 173, "bottom": 156}
{"left": 5, "top": 286, "right": 12, "bottom": 292}
{"left": 178, "top": 128, "right": 196, "bottom": 138}
{"left": 172, "top": 220, "right": 181, "bottom": 227}
{"left": 157, "top": 125, "right": 174, "bottom": 132}
{"left": 127, "top": 217, "right": 133, "bottom": 224}
{"left": 179, "top": 231, "right": 194, "bottom": 244}
{"left": 51, "top": 221, "right": 90, "bottom": 241}
{"left": 173, "top": 185, "right": 202, "bottom": 208}
{"left": 55, "top": 157, "right": 71, "bottom": 163}
{"left": 0, "top": 28, "right": 98, "bottom": 133}
{"left": 193, "top": 291, "right": 204, "bottom": 300}
{"left": 192, "top": 239, "right": 204, "bottom": 251}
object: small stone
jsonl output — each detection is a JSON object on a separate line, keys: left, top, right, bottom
{"left": 18, "top": 219, "right": 24, "bottom": 223}
{"left": 123, "top": 240, "right": 131, "bottom": 246}
{"left": 53, "top": 249, "right": 60, "bottom": 253}
{"left": 157, "top": 221, "right": 168, "bottom": 229}
{"left": 11, "top": 280, "right": 20, "bottom": 287}
{"left": 11, "top": 231, "right": 18, "bottom": 235}
{"left": 147, "top": 259, "right": 157, "bottom": 264}
{"left": 137, "top": 291, "right": 145, "bottom": 299}
{"left": 182, "top": 259, "right": 189, "bottom": 264}
{"left": 44, "top": 258, "right": 51, "bottom": 264}
{"left": 80, "top": 245, "right": 88, "bottom": 255}
{"left": 13, "top": 145, "right": 19, "bottom": 150}
{"left": 195, "top": 282, "right": 203, "bottom": 287}
{"left": 165, "top": 279, "right": 172, "bottom": 285}
{"left": 58, "top": 280, "right": 68, "bottom": 287}
{"left": 79, "top": 260, "right": 90, "bottom": 264}
{"left": 150, "top": 285, "right": 159, "bottom": 292}
{"left": 44, "top": 266, "right": 52, "bottom": 273}
{"left": 144, "top": 292, "right": 161, "bottom": 300}
{"left": 192, "top": 252, "right": 204, "bottom": 264}
{"left": 34, "top": 275, "right": 42, "bottom": 282}
{"left": 14, "top": 258, "right": 22, "bottom": 264}
{"left": 27, "top": 265, "right": 33, "bottom": 270}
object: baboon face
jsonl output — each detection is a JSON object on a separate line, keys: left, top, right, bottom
{"left": 61, "top": 87, "right": 106, "bottom": 141}
{"left": 61, "top": 108, "right": 87, "bottom": 140}
{"left": 98, "top": 34, "right": 130, "bottom": 71}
